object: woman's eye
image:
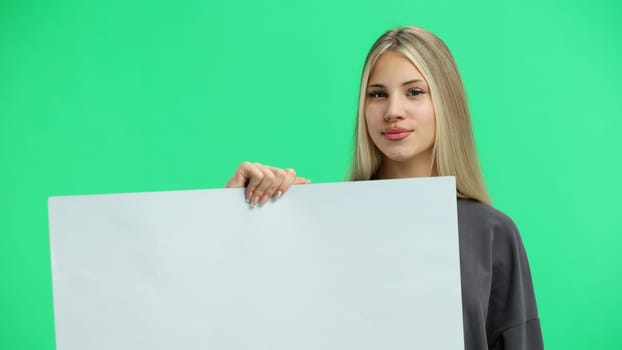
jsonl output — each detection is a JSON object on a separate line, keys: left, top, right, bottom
{"left": 367, "top": 91, "right": 386, "bottom": 99}
{"left": 408, "top": 88, "right": 424, "bottom": 96}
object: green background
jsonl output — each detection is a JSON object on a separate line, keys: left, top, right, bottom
{"left": 1, "top": 0, "right": 621, "bottom": 348}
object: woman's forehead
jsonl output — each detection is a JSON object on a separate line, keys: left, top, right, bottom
{"left": 368, "top": 51, "right": 427, "bottom": 85}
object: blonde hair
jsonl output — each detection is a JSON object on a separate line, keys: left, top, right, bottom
{"left": 349, "top": 26, "right": 491, "bottom": 205}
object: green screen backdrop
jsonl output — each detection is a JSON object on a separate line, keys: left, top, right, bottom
{"left": 1, "top": 0, "right": 621, "bottom": 349}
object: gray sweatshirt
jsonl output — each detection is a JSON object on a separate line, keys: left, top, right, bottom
{"left": 457, "top": 198, "right": 543, "bottom": 350}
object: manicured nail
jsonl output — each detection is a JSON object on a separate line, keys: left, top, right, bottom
{"left": 251, "top": 197, "right": 259, "bottom": 207}
{"left": 273, "top": 191, "right": 282, "bottom": 199}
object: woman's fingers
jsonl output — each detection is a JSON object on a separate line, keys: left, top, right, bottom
{"left": 244, "top": 163, "right": 269, "bottom": 204}
{"left": 274, "top": 168, "right": 298, "bottom": 197}
{"left": 224, "top": 161, "right": 259, "bottom": 189}
{"left": 224, "top": 162, "right": 267, "bottom": 203}
{"left": 251, "top": 164, "right": 283, "bottom": 206}
{"left": 277, "top": 169, "right": 311, "bottom": 196}
{"left": 225, "top": 162, "right": 310, "bottom": 207}
{"left": 294, "top": 177, "right": 311, "bottom": 185}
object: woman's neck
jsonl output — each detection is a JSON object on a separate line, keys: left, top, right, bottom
{"left": 375, "top": 156, "right": 437, "bottom": 179}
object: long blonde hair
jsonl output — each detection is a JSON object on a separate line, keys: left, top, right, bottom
{"left": 349, "top": 26, "right": 491, "bottom": 205}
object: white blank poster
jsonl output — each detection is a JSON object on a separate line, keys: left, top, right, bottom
{"left": 48, "top": 176, "right": 464, "bottom": 350}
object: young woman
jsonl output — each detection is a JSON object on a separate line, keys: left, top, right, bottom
{"left": 225, "top": 26, "right": 543, "bottom": 350}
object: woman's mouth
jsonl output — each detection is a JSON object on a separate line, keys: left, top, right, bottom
{"left": 382, "top": 127, "right": 413, "bottom": 140}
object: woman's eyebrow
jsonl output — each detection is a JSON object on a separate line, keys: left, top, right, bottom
{"left": 367, "top": 79, "right": 424, "bottom": 88}
{"left": 402, "top": 79, "right": 423, "bottom": 85}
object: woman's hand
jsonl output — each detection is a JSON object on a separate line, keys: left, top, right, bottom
{"left": 225, "top": 162, "right": 310, "bottom": 207}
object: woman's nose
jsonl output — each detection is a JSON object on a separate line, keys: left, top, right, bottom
{"left": 384, "top": 113, "right": 404, "bottom": 122}
{"left": 384, "top": 96, "right": 405, "bottom": 122}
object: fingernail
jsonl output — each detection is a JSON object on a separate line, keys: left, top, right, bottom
{"left": 251, "top": 197, "right": 259, "bottom": 207}
{"left": 273, "top": 191, "right": 282, "bottom": 199}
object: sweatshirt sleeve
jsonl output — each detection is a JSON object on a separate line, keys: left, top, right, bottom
{"left": 486, "top": 216, "right": 543, "bottom": 350}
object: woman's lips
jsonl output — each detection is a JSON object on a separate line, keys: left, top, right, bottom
{"left": 382, "top": 127, "right": 412, "bottom": 140}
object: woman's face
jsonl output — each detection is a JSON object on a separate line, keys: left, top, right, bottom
{"left": 364, "top": 51, "right": 436, "bottom": 169}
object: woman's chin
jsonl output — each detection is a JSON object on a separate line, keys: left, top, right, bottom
{"left": 379, "top": 147, "right": 434, "bottom": 167}
{"left": 381, "top": 150, "right": 418, "bottom": 163}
